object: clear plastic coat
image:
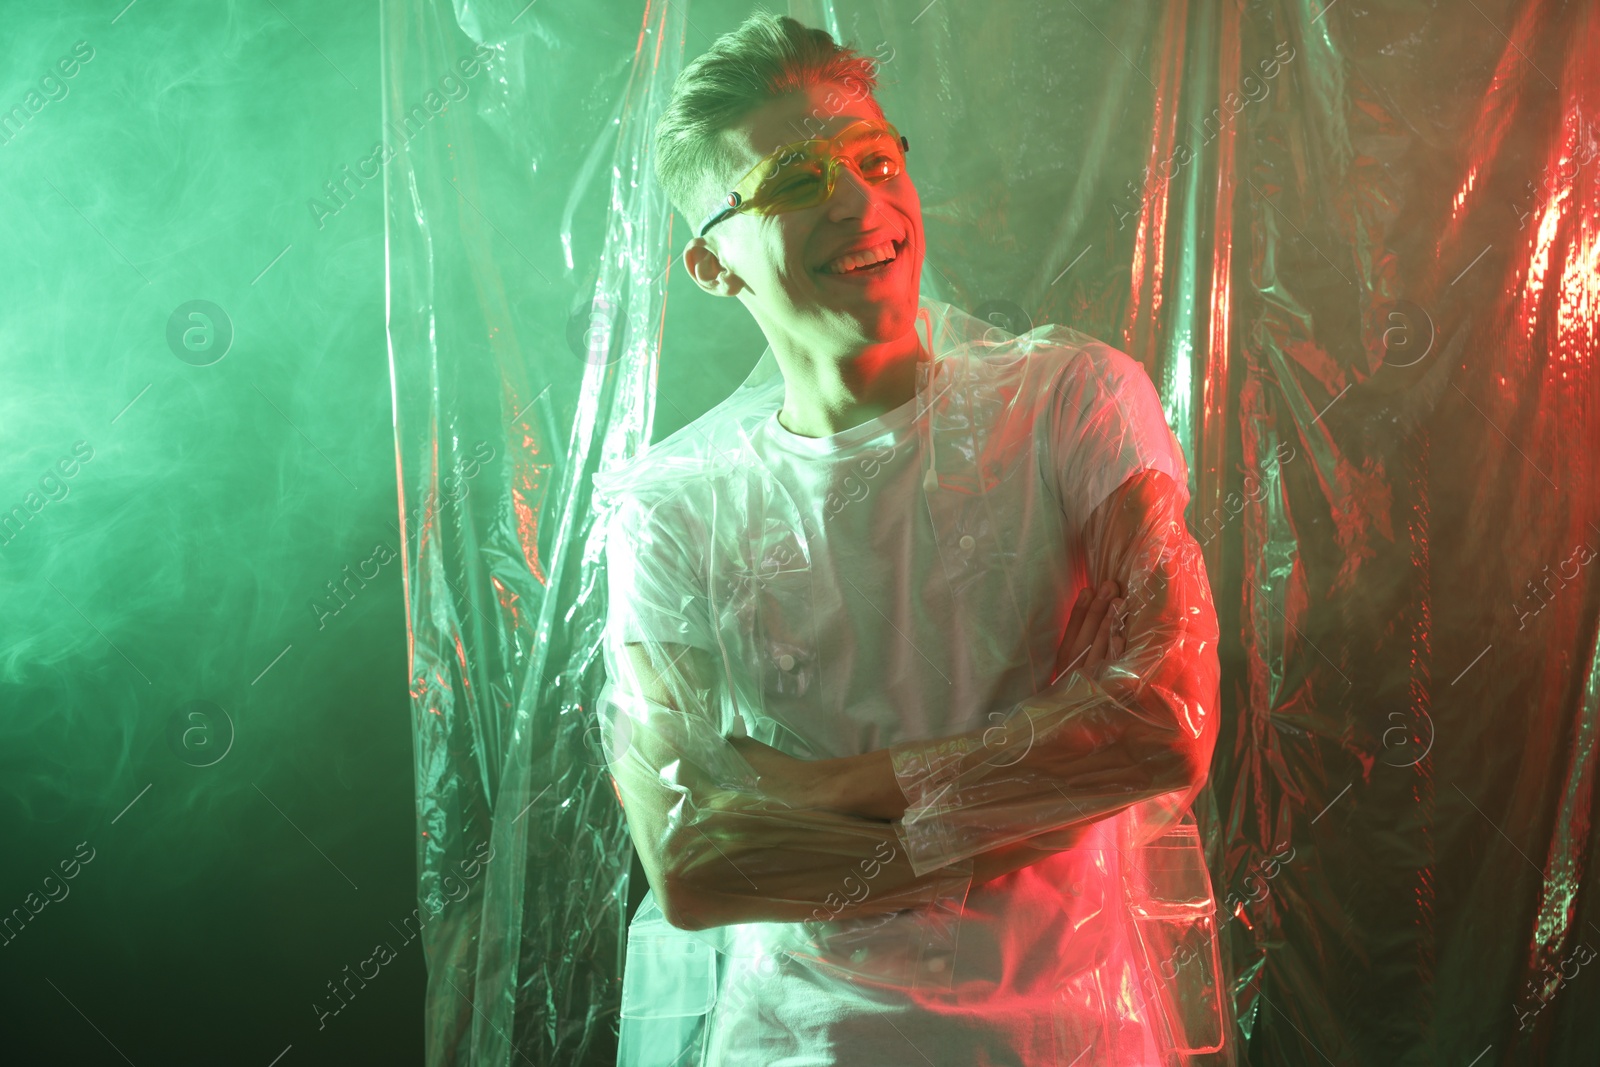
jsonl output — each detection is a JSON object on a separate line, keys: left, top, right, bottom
{"left": 594, "top": 296, "right": 1228, "bottom": 1065}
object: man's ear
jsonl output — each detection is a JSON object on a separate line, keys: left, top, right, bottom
{"left": 683, "top": 237, "right": 742, "bottom": 297}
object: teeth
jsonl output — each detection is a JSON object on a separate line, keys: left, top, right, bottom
{"left": 822, "top": 241, "right": 897, "bottom": 274}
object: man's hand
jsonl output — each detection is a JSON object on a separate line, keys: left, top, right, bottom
{"left": 1051, "top": 579, "right": 1127, "bottom": 684}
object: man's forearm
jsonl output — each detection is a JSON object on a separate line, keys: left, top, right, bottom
{"left": 660, "top": 790, "right": 936, "bottom": 930}
{"left": 812, "top": 747, "right": 907, "bottom": 821}
{"left": 661, "top": 739, "right": 1118, "bottom": 930}
{"left": 662, "top": 792, "right": 1094, "bottom": 931}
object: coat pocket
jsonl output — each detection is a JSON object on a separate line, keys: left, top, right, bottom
{"left": 617, "top": 892, "right": 719, "bottom": 1067}
{"left": 1122, "top": 816, "right": 1227, "bottom": 1054}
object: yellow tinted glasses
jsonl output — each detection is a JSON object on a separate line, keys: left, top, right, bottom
{"left": 697, "top": 118, "right": 910, "bottom": 237}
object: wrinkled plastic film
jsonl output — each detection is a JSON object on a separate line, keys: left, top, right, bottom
{"left": 382, "top": 1, "right": 686, "bottom": 1062}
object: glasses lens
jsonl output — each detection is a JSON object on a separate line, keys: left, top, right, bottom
{"left": 838, "top": 124, "right": 905, "bottom": 181}
{"left": 754, "top": 155, "right": 827, "bottom": 210}
{"left": 748, "top": 123, "right": 904, "bottom": 214}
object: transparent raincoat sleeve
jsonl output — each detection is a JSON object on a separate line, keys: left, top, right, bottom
{"left": 888, "top": 345, "right": 1224, "bottom": 879}
{"left": 593, "top": 488, "right": 980, "bottom": 936}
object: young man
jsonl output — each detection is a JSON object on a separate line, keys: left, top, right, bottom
{"left": 593, "top": 13, "right": 1227, "bottom": 1066}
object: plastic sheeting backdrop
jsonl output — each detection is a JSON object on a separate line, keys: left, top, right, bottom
{"left": 382, "top": 0, "right": 1600, "bottom": 1063}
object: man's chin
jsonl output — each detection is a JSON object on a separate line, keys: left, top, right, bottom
{"left": 829, "top": 294, "right": 921, "bottom": 346}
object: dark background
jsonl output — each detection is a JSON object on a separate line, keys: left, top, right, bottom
{"left": 0, "top": 3, "right": 419, "bottom": 1063}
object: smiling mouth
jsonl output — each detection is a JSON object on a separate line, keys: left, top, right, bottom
{"left": 818, "top": 238, "right": 907, "bottom": 278}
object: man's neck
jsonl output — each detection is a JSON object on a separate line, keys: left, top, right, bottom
{"left": 775, "top": 333, "right": 930, "bottom": 438}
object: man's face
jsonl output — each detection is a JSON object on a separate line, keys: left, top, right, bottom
{"left": 682, "top": 83, "right": 924, "bottom": 361}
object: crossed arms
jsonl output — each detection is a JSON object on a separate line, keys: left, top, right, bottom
{"left": 600, "top": 467, "right": 1220, "bottom": 932}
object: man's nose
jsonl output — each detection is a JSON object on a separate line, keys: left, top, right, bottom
{"left": 825, "top": 161, "right": 887, "bottom": 221}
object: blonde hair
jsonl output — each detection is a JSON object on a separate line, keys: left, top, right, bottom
{"left": 653, "top": 11, "right": 886, "bottom": 227}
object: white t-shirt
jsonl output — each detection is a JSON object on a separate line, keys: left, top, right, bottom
{"left": 608, "top": 303, "right": 1194, "bottom": 1066}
